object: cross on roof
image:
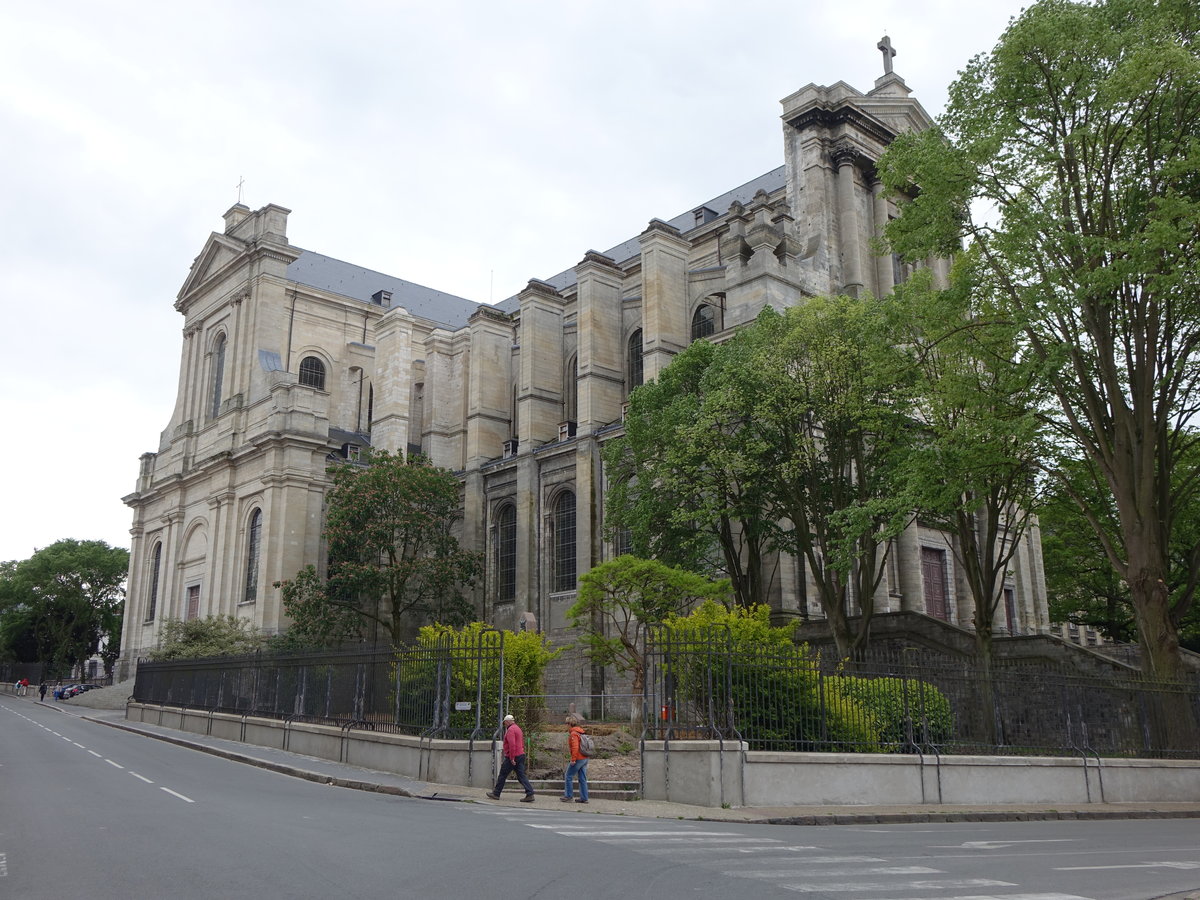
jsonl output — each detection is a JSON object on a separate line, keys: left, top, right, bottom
{"left": 236, "top": 175, "right": 245, "bottom": 204}
{"left": 877, "top": 35, "right": 896, "bottom": 76}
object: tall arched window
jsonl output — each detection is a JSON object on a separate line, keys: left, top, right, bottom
{"left": 147, "top": 542, "right": 162, "bottom": 623}
{"left": 210, "top": 334, "right": 227, "bottom": 418}
{"left": 564, "top": 355, "right": 578, "bottom": 424}
{"left": 244, "top": 509, "right": 262, "bottom": 604}
{"left": 496, "top": 504, "right": 517, "bottom": 603}
{"left": 552, "top": 491, "right": 577, "bottom": 592}
{"left": 627, "top": 329, "right": 643, "bottom": 392}
{"left": 299, "top": 356, "right": 326, "bottom": 390}
{"left": 691, "top": 304, "right": 716, "bottom": 341}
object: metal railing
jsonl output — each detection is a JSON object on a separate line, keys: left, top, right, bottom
{"left": 133, "top": 631, "right": 506, "bottom": 740}
{"left": 643, "top": 627, "right": 1200, "bottom": 759}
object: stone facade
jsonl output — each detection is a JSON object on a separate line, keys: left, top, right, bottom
{"left": 119, "top": 49, "right": 1050, "bottom": 673}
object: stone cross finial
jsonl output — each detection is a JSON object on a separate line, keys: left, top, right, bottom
{"left": 877, "top": 35, "right": 896, "bottom": 76}
{"left": 236, "top": 175, "right": 245, "bottom": 204}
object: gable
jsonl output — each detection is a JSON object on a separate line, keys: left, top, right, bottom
{"left": 176, "top": 233, "right": 246, "bottom": 303}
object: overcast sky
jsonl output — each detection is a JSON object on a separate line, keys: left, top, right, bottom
{"left": 0, "top": 0, "right": 1031, "bottom": 564}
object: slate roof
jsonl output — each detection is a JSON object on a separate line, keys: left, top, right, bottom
{"left": 287, "top": 165, "right": 787, "bottom": 325}
{"left": 494, "top": 165, "right": 787, "bottom": 312}
{"left": 286, "top": 251, "right": 484, "bottom": 329}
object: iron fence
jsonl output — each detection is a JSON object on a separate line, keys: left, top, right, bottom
{"left": 132, "top": 630, "right": 506, "bottom": 740}
{"left": 643, "top": 627, "right": 1200, "bottom": 759}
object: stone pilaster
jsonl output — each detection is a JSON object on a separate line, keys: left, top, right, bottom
{"left": 466, "top": 307, "right": 514, "bottom": 466}
{"left": 872, "top": 178, "right": 895, "bottom": 297}
{"left": 517, "top": 279, "right": 565, "bottom": 448}
{"left": 574, "top": 251, "right": 624, "bottom": 432}
{"left": 424, "top": 331, "right": 467, "bottom": 470}
{"left": 832, "top": 141, "right": 865, "bottom": 297}
{"left": 371, "top": 307, "right": 415, "bottom": 454}
{"left": 638, "top": 219, "right": 691, "bottom": 383}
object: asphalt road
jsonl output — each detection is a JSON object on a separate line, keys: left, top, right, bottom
{"left": 3, "top": 700, "right": 1199, "bottom": 900}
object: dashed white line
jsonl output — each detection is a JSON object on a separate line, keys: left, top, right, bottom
{"left": 88, "top": 750, "right": 102, "bottom": 757}
{"left": 72, "top": 742, "right": 85, "bottom": 748}
{"left": 160, "top": 787, "right": 194, "bottom": 803}
{"left": 104, "top": 759, "right": 124, "bottom": 769}
{"left": 129, "top": 772, "right": 154, "bottom": 784}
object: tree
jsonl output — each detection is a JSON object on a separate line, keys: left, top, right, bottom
{"left": 0, "top": 540, "right": 127, "bottom": 677}
{"left": 604, "top": 339, "right": 776, "bottom": 608}
{"left": 726, "top": 302, "right": 919, "bottom": 659}
{"left": 879, "top": 0, "right": 1200, "bottom": 686}
{"left": 892, "top": 268, "right": 1047, "bottom": 672}
{"left": 276, "top": 451, "right": 482, "bottom": 647}
{"left": 1041, "top": 453, "right": 1200, "bottom": 651}
{"left": 567, "top": 555, "right": 730, "bottom": 694}
{"left": 148, "top": 616, "right": 264, "bottom": 660}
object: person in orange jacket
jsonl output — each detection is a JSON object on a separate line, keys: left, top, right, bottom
{"left": 561, "top": 715, "right": 589, "bottom": 803}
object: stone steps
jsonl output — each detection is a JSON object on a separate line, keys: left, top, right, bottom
{"left": 526, "top": 778, "right": 640, "bottom": 801}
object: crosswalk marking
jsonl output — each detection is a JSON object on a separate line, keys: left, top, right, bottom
{"left": 777, "top": 879, "right": 1016, "bottom": 893}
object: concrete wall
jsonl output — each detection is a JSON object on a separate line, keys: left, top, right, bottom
{"left": 641, "top": 741, "right": 1200, "bottom": 808}
{"left": 126, "top": 702, "right": 498, "bottom": 789}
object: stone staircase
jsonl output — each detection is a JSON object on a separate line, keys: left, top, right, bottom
{"left": 527, "top": 777, "right": 640, "bottom": 801}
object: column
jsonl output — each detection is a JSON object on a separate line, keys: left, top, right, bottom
{"left": 872, "top": 179, "right": 895, "bottom": 297}
{"left": 833, "top": 143, "right": 864, "bottom": 298}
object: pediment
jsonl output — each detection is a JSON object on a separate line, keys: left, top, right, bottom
{"left": 177, "top": 232, "right": 246, "bottom": 302}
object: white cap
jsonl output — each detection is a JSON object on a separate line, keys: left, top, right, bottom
{"left": 503, "top": 714, "right": 515, "bottom": 722}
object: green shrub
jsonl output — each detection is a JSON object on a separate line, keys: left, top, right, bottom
{"left": 148, "top": 616, "right": 264, "bottom": 660}
{"left": 833, "top": 675, "right": 955, "bottom": 747}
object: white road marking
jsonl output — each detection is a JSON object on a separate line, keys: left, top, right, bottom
{"left": 550, "top": 830, "right": 743, "bottom": 837}
{"left": 723, "top": 856, "right": 887, "bottom": 865}
{"left": 88, "top": 750, "right": 102, "bottom": 757}
{"left": 777, "top": 879, "right": 1015, "bottom": 893}
{"left": 160, "top": 787, "right": 195, "bottom": 803}
{"left": 733, "top": 846, "right": 822, "bottom": 853}
{"left": 0, "top": 852, "right": 7, "bottom": 877}
{"left": 104, "top": 759, "right": 124, "bottom": 769}
{"left": 1056, "top": 860, "right": 1200, "bottom": 871}
{"left": 731, "top": 866, "right": 942, "bottom": 878}
{"left": 871, "top": 895, "right": 1090, "bottom": 900}
{"left": 597, "top": 837, "right": 767, "bottom": 844}
{"left": 72, "top": 742, "right": 85, "bottom": 748}
{"left": 935, "top": 840, "right": 1076, "bottom": 851}
{"left": 129, "top": 772, "right": 154, "bottom": 784}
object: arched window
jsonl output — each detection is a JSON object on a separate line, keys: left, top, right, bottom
{"left": 552, "top": 491, "right": 577, "bottom": 592}
{"left": 147, "top": 542, "right": 162, "bottom": 623}
{"left": 299, "top": 356, "right": 326, "bottom": 390}
{"left": 691, "top": 304, "right": 716, "bottom": 342}
{"left": 564, "top": 355, "right": 578, "bottom": 424}
{"left": 244, "top": 509, "right": 262, "bottom": 604}
{"left": 627, "top": 329, "right": 643, "bottom": 392}
{"left": 496, "top": 504, "right": 517, "bottom": 603}
{"left": 210, "top": 334, "right": 227, "bottom": 418}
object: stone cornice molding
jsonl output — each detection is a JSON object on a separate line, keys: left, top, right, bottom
{"left": 575, "top": 250, "right": 623, "bottom": 273}
{"left": 786, "top": 102, "right": 898, "bottom": 148}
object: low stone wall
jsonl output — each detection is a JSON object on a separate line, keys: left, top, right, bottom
{"left": 127, "top": 703, "right": 1200, "bottom": 808}
{"left": 642, "top": 741, "right": 1200, "bottom": 808}
{"left": 126, "top": 703, "right": 498, "bottom": 789}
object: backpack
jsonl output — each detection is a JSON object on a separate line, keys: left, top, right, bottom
{"left": 578, "top": 731, "right": 595, "bottom": 757}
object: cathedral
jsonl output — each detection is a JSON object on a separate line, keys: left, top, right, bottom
{"left": 118, "top": 44, "right": 1049, "bottom": 670}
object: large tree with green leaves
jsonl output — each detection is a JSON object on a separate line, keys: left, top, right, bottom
{"left": 891, "top": 269, "right": 1047, "bottom": 670}
{"left": 567, "top": 555, "right": 730, "bottom": 693}
{"left": 0, "top": 539, "right": 128, "bottom": 677}
{"left": 727, "top": 302, "right": 919, "bottom": 659}
{"left": 604, "top": 339, "right": 776, "bottom": 608}
{"left": 277, "top": 451, "right": 482, "bottom": 647}
{"left": 879, "top": 0, "right": 1200, "bottom": 687}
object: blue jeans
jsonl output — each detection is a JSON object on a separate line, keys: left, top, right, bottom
{"left": 563, "top": 758, "right": 589, "bottom": 801}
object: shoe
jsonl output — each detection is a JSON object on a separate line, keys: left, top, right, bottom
{"left": 485, "top": 792, "right": 499, "bottom": 800}
{"left": 521, "top": 794, "right": 535, "bottom": 803}
{"left": 560, "top": 796, "right": 572, "bottom": 802}
{"left": 575, "top": 799, "right": 588, "bottom": 804}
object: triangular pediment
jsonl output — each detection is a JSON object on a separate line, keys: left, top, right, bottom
{"left": 177, "top": 232, "right": 246, "bottom": 303}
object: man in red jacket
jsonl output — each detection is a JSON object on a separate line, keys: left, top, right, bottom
{"left": 487, "top": 714, "right": 536, "bottom": 802}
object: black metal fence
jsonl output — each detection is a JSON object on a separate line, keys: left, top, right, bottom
{"left": 643, "top": 627, "right": 1200, "bottom": 759}
{"left": 133, "top": 630, "right": 507, "bottom": 740}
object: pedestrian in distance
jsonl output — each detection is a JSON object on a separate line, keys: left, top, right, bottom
{"left": 487, "top": 713, "right": 536, "bottom": 802}
{"left": 38, "top": 681, "right": 47, "bottom": 702}
{"left": 561, "top": 715, "right": 590, "bottom": 804}
{"left": 19, "top": 678, "right": 29, "bottom": 696}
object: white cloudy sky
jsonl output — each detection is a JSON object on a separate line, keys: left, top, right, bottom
{"left": 0, "top": 0, "right": 1029, "bottom": 564}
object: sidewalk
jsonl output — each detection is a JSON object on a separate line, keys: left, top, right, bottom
{"left": 19, "top": 693, "right": 1200, "bottom": 827}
